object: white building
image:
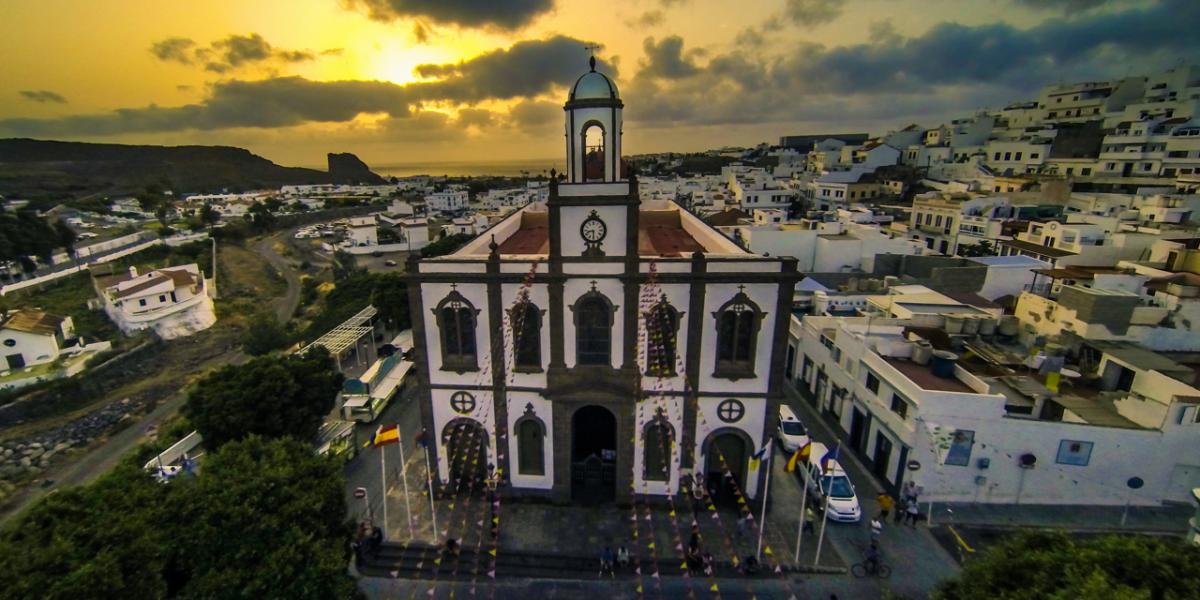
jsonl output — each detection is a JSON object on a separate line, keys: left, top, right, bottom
{"left": 0, "top": 310, "right": 74, "bottom": 370}
{"left": 95, "top": 264, "right": 216, "bottom": 340}
{"left": 347, "top": 216, "right": 379, "bottom": 247}
{"left": 406, "top": 60, "right": 799, "bottom": 504}
{"left": 425, "top": 190, "right": 469, "bottom": 214}
{"left": 791, "top": 315, "right": 1200, "bottom": 506}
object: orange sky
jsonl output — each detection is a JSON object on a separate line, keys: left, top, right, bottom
{"left": 0, "top": 0, "right": 1185, "bottom": 168}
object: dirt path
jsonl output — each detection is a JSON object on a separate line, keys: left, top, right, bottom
{"left": 253, "top": 232, "right": 303, "bottom": 322}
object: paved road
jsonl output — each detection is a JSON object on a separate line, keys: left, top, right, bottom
{"left": 254, "top": 232, "right": 303, "bottom": 322}
{"left": 0, "top": 233, "right": 304, "bottom": 526}
{"left": 782, "top": 383, "right": 961, "bottom": 598}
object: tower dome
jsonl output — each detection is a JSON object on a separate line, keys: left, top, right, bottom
{"left": 568, "top": 56, "right": 619, "bottom": 102}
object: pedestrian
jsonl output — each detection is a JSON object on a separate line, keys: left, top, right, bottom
{"left": 905, "top": 500, "right": 920, "bottom": 527}
{"left": 804, "top": 505, "right": 816, "bottom": 533}
{"left": 893, "top": 497, "right": 906, "bottom": 524}
{"left": 444, "top": 538, "right": 461, "bottom": 557}
{"left": 876, "top": 492, "right": 894, "bottom": 521}
{"left": 902, "top": 480, "right": 919, "bottom": 505}
{"left": 869, "top": 518, "right": 882, "bottom": 543}
{"left": 369, "top": 525, "right": 384, "bottom": 558}
{"left": 616, "top": 545, "right": 630, "bottom": 570}
{"left": 600, "top": 546, "right": 615, "bottom": 578}
{"left": 735, "top": 513, "right": 749, "bottom": 538}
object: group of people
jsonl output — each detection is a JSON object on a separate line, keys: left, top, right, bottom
{"left": 598, "top": 544, "right": 632, "bottom": 577}
{"left": 352, "top": 521, "right": 384, "bottom": 565}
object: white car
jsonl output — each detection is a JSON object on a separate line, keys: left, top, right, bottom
{"left": 797, "top": 442, "right": 862, "bottom": 523}
{"left": 775, "top": 404, "right": 810, "bottom": 452}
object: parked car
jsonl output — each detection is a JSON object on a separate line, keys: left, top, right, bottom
{"left": 384, "top": 260, "right": 398, "bottom": 267}
{"left": 796, "top": 442, "right": 862, "bottom": 523}
{"left": 775, "top": 404, "right": 810, "bottom": 452}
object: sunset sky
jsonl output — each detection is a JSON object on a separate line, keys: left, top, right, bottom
{"left": 3, "top": 0, "right": 1198, "bottom": 168}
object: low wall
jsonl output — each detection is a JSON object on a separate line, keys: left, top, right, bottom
{"left": 345, "top": 243, "right": 409, "bottom": 255}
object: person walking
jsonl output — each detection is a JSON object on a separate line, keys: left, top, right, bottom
{"left": 600, "top": 546, "right": 615, "bottom": 578}
{"left": 876, "top": 492, "right": 894, "bottom": 521}
{"left": 905, "top": 500, "right": 921, "bottom": 527}
{"left": 804, "top": 505, "right": 816, "bottom": 533}
{"left": 735, "top": 513, "right": 749, "bottom": 538}
{"left": 893, "top": 496, "right": 906, "bottom": 525}
{"left": 616, "top": 545, "right": 630, "bottom": 570}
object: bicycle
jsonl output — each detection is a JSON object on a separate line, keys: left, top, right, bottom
{"left": 851, "top": 559, "right": 892, "bottom": 578}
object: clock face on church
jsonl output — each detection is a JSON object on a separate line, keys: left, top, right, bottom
{"left": 581, "top": 213, "right": 607, "bottom": 243}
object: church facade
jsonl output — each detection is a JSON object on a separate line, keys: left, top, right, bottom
{"left": 405, "top": 59, "right": 799, "bottom": 504}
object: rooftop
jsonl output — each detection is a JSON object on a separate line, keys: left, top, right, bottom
{"left": 2, "top": 309, "right": 64, "bottom": 336}
{"left": 884, "top": 356, "right": 975, "bottom": 394}
{"left": 1000, "top": 238, "right": 1077, "bottom": 258}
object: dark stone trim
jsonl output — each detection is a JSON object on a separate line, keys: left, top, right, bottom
{"left": 425, "top": 382, "right": 768, "bottom": 398}
{"left": 406, "top": 255, "right": 440, "bottom": 492}
{"left": 756, "top": 257, "right": 799, "bottom": 511}
{"left": 564, "top": 98, "right": 625, "bottom": 110}
{"left": 681, "top": 252, "right": 706, "bottom": 469}
{"left": 568, "top": 110, "right": 576, "bottom": 183}
{"left": 699, "top": 426, "right": 754, "bottom": 496}
{"left": 486, "top": 253, "right": 511, "bottom": 481}
{"left": 512, "top": 408, "right": 548, "bottom": 477}
{"left": 405, "top": 271, "right": 802, "bottom": 285}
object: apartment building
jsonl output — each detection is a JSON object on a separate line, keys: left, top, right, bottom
{"left": 790, "top": 315, "right": 1200, "bottom": 506}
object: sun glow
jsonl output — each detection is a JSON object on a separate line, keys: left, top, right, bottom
{"left": 369, "top": 42, "right": 461, "bottom": 86}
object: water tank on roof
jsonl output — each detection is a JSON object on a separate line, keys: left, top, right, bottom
{"left": 979, "top": 317, "right": 998, "bottom": 336}
{"left": 913, "top": 340, "right": 934, "bottom": 365}
{"left": 962, "top": 315, "right": 981, "bottom": 335}
{"left": 931, "top": 350, "right": 959, "bottom": 378}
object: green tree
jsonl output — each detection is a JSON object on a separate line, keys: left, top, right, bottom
{"left": 420, "top": 232, "right": 473, "bottom": 258}
{"left": 239, "top": 313, "right": 290, "bottom": 356}
{"left": 0, "top": 465, "right": 169, "bottom": 600}
{"left": 169, "top": 436, "right": 357, "bottom": 599}
{"left": 0, "top": 210, "right": 58, "bottom": 264}
{"left": 183, "top": 348, "right": 342, "bottom": 449}
{"left": 958, "top": 240, "right": 995, "bottom": 257}
{"left": 199, "top": 202, "right": 220, "bottom": 229}
{"left": 246, "top": 201, "right": 276, "bottom": 233}
{"left": 369, "top": 272, "right": 410, "bottom": 330}
{"left": 934, "top": 531, "right": 1200, "bottom": 600}
{"left": 53, "top": 218, "right": 78, "bottom": 263}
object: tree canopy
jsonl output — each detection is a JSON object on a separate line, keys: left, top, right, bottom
{"left": 239, "top": 312, "right": 291, "bottom": 356}
{"left": 183, "top": 348, "right": 342, "bottom": 449}
{"left": 0, "top": 210, "right": 59, "bottom": 264}
{"left": 0, "top": 437, "right": 356, "bottom": 600}
{"left": 420, "top": 232, "right": 473, "bottom": 258}
{"left": 301, "top": 271, "right": 410, "bottom": 341}
{"left": 934, "top": 531, "right": 1200, "bottom": 600}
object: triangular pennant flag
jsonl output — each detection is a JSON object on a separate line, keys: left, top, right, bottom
{"left": 492, "top": 517, "right": 499, "bottom": 524}
{"left": 668, "top": 511, "right": 676, "bottom": 518}
{"left": 764, "top": 546, "right": 773, "bottom": 556}
{"left": 680, "top": 561, "right": 689, "bottom": 570}
{"left": 487, "top": 570, "right": 496, "bottom": 579}
{"left": 390, "top": 570, "right": 399, "bottom": 578}
{"left": 636, "top": 585, "right": 643, "bottom": 594}
{"left": 433, "top": 558, "right": 442, "bottom": 566}
{"left": 710, "top": 512, "right": 719, "bottom": 520}
{"left": 427, "top": 589, "right": 435, "bottom": 597}
{"left": 647, "top": 542, "right": 655, "bottom": 549}
{"left": 651, "top": 571, "right": 660, "bottom": 579}
{"left": 488, "top": 549, "right": 497, "bottom": 556}
{"left": 710, "top": 584, "right": 719, "bottom": 592}
{"left": 416, "top": 561, "right": 424, "bottom": 569}
{"left": 477, "top": 520, "right": 483, "bottom": 527}
{"left": 675, "top": 543, "right": 683, "bottom": 551}
{"left": 635, "top": 567, "right": 641, "bottom": 575}
{"left": 774, "top": 565, "right": 783, "bottom": 574}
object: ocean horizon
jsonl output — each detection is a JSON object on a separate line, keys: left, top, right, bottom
{"left": 366, "top": 158, "right": 564, "bottom": 178}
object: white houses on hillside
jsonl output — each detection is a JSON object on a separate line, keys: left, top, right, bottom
{"left": 94, "top": 264, "right": 217, "bottom": 340}
{"left": 0, "top": 310, "right": 77, "bottom": 370}
{"left": 405, "top": 59, "right": 799, "bottom": 505}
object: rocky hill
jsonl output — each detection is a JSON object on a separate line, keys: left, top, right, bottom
{"left": 0, "top": 139, "right": 386, "bottom": 204}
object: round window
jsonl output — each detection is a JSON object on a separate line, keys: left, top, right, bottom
{"left": 716, "top": 399, "right": 745, "bottom": 423}
{"left": 2, "top": 339, "right": 15, "bottom": 347}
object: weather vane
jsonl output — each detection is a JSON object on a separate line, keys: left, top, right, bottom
{"left": 584, "top": 43, "right": 600, "bottom": 71}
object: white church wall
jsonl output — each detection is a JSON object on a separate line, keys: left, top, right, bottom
{"left": 632, "top": 396, "right": 685, "bottom": 495}
{"left": 422, "top": 282, "right": 492, "bottom": 388}
{"left": 501, "top": 283, "right": 551, "bottom": 390}
{"left": 697, "top": 282, "right": 778, "bottom": 396}
{"left": 506, "top": 392, "right": 555, "bottom": 490}
{"left": 559, "top": 205, "right": 628, "bottom": 257}
{"left": 563, "top": 277, "right": 626, "bottom": 369}
{"left": 695, "top": 396, "right": 769, "bottom": 499}
{"left": 430, "top": 387, "right": 497, "bottom": 484}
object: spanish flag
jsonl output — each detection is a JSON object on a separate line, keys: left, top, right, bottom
{"left": 786, "top": 441, "right": 811, "bottom": 473}
{"left": 373, "top": 424, "right": 400, "bottom": 447}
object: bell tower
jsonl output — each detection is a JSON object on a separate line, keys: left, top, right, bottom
{"left": 564, "top": 55, "right": 624, "bottom": 183}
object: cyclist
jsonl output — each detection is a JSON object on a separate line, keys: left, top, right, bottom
{"left": 865, "top": 541, "right": 882, "bottom": 575}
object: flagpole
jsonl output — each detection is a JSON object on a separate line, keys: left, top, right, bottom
{"left": 380, "top": 439, "right": 389, "bottom": 539}
{"left": 423, "top": 442, "right": 439, "bottom": 544}
{"left": 398, "top": 424, "right": 414, "bottom": 539}
{"left": 813, "top": 441, "right": 838, "bottom": 567}
{"left": 793, "top": 471, "right": 809, "bottom": 565}
{"left": 755, "top": 444, "right": 772, "bottom": 561}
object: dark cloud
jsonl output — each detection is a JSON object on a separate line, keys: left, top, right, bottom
{"left": 412, "top": 22, "right": 430, "bottom": 44}
{"left": 628, "top": 0, "right": 1200, "bottom": 126}
{"left": 456, "top": 108, "right": 497, "bottom": 128}
{"left": 320, "top": 48, "right": 344, "bottom": 56}
{"left": 344, "top": 0, "right": 554, "bottom": 30}
{"left": 412, "top": 36, "right": 613, "bottom": 102}
{"left": 1, "top": 36, "right": 604, "bottom": 137}
{"left": 150, "top": 33, "right": 318, "bottom": 73}
{"left": 1012, "top": 0, "right": 1110, "bottom": 11}
{"left": 150, "top": 37, "right": 197, "bottom": 64}
{"left": 783, "top": 0, "right": 845, "bottom": 25}
{"left": 507, "top": 99, "right": 560, "bottom": 129}
{"left": 19, "top": 90, "right": 68, "bottom": 104}
{"left": 639, "top": 37, "right": 699, "bottom": 80}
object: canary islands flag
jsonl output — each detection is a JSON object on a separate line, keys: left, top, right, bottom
{"left": 748, "top": 443, "right": 770, "bottom": 470}
{"left": 373, "top": 424, "right": 400, "bottom": 447}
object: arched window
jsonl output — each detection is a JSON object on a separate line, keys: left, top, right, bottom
{"left": 574, "top": 291, "right": 614, "bottom": 366}
{"left": 644, "top": 298, "right": 681, "bottom": 377}
{"left": 510, "top": 301, "right": 542, "bottom": 372}
{"left": 582, "top": 122, "right": 606, "bottom": 182}
{"left": 435, "top": 289, "right": 478, "bottom": 372}
{"left": 643, "top": 415, "right": 673, "bottom": 482}
{"left": 516, "top": 416, "right": 545, "bottom": 476}
{"left": 713, "top": 290, "right": 763, "bottom": 379}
